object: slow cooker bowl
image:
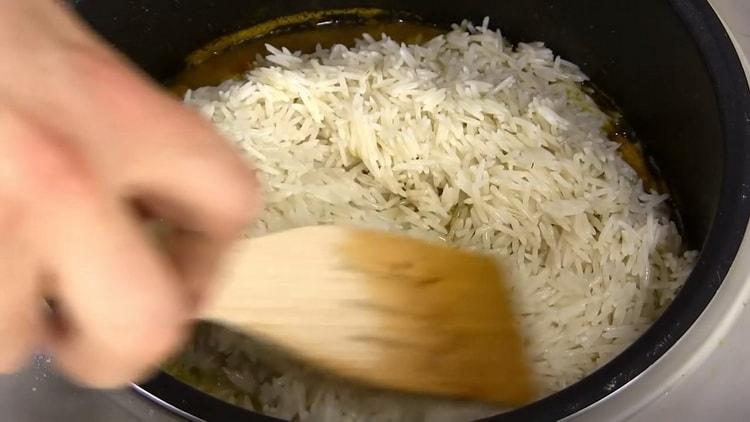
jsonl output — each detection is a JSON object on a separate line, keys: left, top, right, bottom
{"left": 73, "top": 0, "right": 750, "bottom": 420}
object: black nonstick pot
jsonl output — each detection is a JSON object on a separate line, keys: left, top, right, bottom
{"left": 73, "top": 0, "right": 750, "bottom": 420}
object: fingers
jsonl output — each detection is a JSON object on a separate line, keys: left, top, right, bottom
{"left": 3, "top": 113, "right": 189, "bottom": 388}
{"left": 122, "top": 137, "right": 260, "bottom": 307}
{"left": 0, "top": 112, "right": 51, "bottom": 373}
{"left": 137, "top": 119, "right": 261, "bottom": 310}
{"left": 45, "top": 55, "right": 262, "bottom": 306}
{"left": 161, "top": 229, "right": 227, "bottom": 308}
{"left": 12, "top": 32, "right": 261, "bottom": 309}
{"left": 37, "top": 178, "right": 189, "bottom": 388}
{"left": 0, "top": 227, "right": 39, "bottom": 373}
{"left": 118, "top": 116, "right": 259, "bottom": 239}
{"left": 95, "top": 80, "right": 261, "bottom": 306}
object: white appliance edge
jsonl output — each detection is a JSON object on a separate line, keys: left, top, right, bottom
{"left": 570, "top": 4, "right": 750, "bottom": 420}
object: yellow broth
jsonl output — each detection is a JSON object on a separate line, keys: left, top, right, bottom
{"left": 170, "top": 21, "right": 443, "bottom": 96}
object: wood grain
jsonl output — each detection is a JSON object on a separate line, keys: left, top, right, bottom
{"left": 203, "top": 226, "right": 535, "bottom": 405}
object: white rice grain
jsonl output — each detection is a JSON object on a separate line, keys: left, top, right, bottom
{"left": 181, "top": 19, "right": 696, "bottom": 421}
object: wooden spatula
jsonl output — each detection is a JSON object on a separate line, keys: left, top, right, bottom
{"left": 203, "top": 226, "right": 536, "bottom": 405}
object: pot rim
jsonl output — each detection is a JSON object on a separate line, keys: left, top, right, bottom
{"left": 133, "top": 0, "right": 750, "bottom": 420}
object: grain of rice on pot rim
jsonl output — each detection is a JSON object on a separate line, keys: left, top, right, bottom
{"left": 171, "top": 18, "right": 697, "bottom": 421}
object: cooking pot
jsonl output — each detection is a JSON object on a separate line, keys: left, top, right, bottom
{"left": 72, "top": 0, "right": 750, "bottom": 420}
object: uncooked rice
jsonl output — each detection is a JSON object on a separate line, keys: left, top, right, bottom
{"left": 176, "top": 18, "right": 697, "bottom": 421}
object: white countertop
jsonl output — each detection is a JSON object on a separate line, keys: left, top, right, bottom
{"left": 715, "top": 0, "right": 750, "bottom": 51}
{"left": 627, "top": 1, "right": 750, "bottom": 421}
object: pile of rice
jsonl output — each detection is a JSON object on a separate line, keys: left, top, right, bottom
{"left": 176, "top": 19, "right": 697, "bottom": 421}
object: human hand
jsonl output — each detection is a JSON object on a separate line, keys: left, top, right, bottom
{"left": 0, "top": 0, "right": 259, "bottom": 387}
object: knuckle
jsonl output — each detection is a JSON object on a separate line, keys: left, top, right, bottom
{"left": 0, "top": 348, "right": 28, "bottom": 374}
{"left": 32, "top": 147, "right": 96, "bottom": 199}
{"left": 117, "top": 300, "right": 189, "bottom": 364}
{"left": 0, "top": 323, "right": 34, "bottom": 373}
{"left": 0, "top": 112, "right": 97, "bottom": 201}
{"left": 54, "top": 278, "right": 189, "bottom": 387}
{"left": 214, "top": 162, "right": 261, "bottom": 236}
{"left": 66, "top": 47, "right": 155, "bottom": 119}
{"left": 122, "top": 323, "right": 187, "bottom": 371}
{"left": 67, "top": 47, "right": 127, "bottom": 90}
{"left": 0, "top": 112, "right": 35, "bottom": 195}
{"left": 178, "top": 131, "right": 260, "bottom": 236}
